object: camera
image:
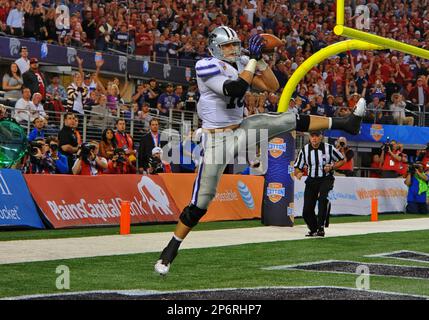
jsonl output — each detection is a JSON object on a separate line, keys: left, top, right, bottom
{"left": 28, "top": 141, "right": 44, "bottom": 157}
{"left": 339, "top": 141, "right": 346, "bottom": 147}
{"left": 148, "top": 156, "right": 164, "bottom": 174}
{"left": 79, "top": 142, "right": 96, "bottom": 162}
{"left": 50, "top": 143, "right": 58, "bottom": 152}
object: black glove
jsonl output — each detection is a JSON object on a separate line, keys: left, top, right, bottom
{"left": 247, "top": 34, "right": 265, "bottom": 60}
{"left": 77, "top": 87, "right": 85, "bottom": 93}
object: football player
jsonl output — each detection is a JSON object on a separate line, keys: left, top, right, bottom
{"left": 155, "top": 26, "right": 366, "bottom": 275}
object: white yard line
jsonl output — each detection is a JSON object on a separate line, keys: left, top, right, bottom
{"left": 0, "top": 218, "right": 429, "bottom": 265}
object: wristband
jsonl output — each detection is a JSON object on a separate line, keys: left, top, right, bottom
{"left": 244, "top": 59, "right": 258, "bottom": 75}
{"left": 257, "top": 59, "right": 268, "bottom": 72}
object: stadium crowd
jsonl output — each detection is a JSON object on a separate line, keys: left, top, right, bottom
{"left": 1, "top": 0, "right": 429, "bottom": 178}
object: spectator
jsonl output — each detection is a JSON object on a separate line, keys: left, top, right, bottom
{"left": 99, "top": 128, "right": 117, "bottom": 160}
{"left": 72, "top": 141, "right": 108, "bottom": 175}
{"left": 6, "top": 1, "right": 24, "bottom": 37}
{"left": 409, "top": 76, "right": 429, "bottom": 107}
{"left": 113, "top": 23, "right": 132, "bottom": 53}
{"left": 23, "top": 1, "right": 43, "bottom": 39}
{"left": 2, "top": 62, "right": 23, "bottom": 100}
{"left": 88, "top": 94, "right": 114, "bottom": 129}
{"left": 58, "top": 113, "right": 79, "bottom": 173}
{"left": 134, "top": 102, "right": 153, "bottom": 131}
{"left": 370, "top": 154, "right": 382, "bottom": 178}
{"left": 183, "top": 78, "right": 199, "bottom": 112}
{"left": 44, "top": 136, "right": 69, "bottom": 174}
{"left": 379, "top": 139, "right": 402, "bottom": 178}
{"left": 334, "top": 137, "right": 355, "bottom": 177}
{"left": 14, "top": 46, "right": 30, "bottom": 75}
{"left": 144, "top": 78, "right": 160, "bottom": 109}
{"left": 107, "top": 147, "right": 133, "bottom": 174}
{"left": 114, "top": 118, "right": 136, "bottom": 158}
{"left": 22, "top": 58, "right": 48, "bottom": 100}
{"left": 82, "top": 9, "right": 96, "bottom": 47}
{"left": 46, "top": 75, "right": 67, "bottom": 102}
{"left": 405, "top": 162, "right": 429, "bottom": 214}
{"left": 31, "top": 92, "right": 48, "bottom": 120}
{"left": 153, "top": 34, "right": 170, "bottom": 64}
{"left": 132, "top": 82, "right": 147, "bottom": 110}
{"left": 66, "top": 71, "right": 88, "bottom": 115}
{"left": 157, "top": 83, "right": 179, "bottom": 117}
{"left": 95, "top": 16, "right": 113, "bottom": 51}
{"left": 390, "top": 93, "right": 414, "bottom": 126}
{"left": 138, "top": 118, "right": 166, "bottom": 173}
{"left": 147, "top": 146, "right": 171, "bottom": 174}
{"left": 135, "top": 23, "right": 153, "bottom": 61}
{"left": 14, "top": 87, "right": 37, "bottom": 124}
{"left": 40, "top": 8, "right": 57, "bottom": 42}
{"left": 0, "top": 104, "right": 7, "bottom": 120}
{"left": 28, "top": 116, "right": 45, "bottom": 142}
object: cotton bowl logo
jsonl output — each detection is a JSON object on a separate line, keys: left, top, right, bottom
{"left": 267, "top": 182, "right": 285, "bottom": 203}
{"left": 9, "top": 38, "right": 21, "bottom": 56}
{"left": 370, "top": 124, "right": 384, "bottom": 141}
{"left": 137, "top": 176, "right": 173, "bottom": 216}
{"left": 268, "top": 138, "right": 286, "bottom": 159}
{"left": 237, "top": 181, "right": 254, "bottom": 210}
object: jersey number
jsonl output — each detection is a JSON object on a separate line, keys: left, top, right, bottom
{"left": 226, "top": 97, "right": 244, "bottom": 109}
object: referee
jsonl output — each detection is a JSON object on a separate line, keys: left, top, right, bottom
{"left": 294, "top": 130, "right": 345, "bottom": 237}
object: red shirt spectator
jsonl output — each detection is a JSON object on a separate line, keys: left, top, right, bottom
{"left": 135, "top": 25, "right": 153, "bottom": 57}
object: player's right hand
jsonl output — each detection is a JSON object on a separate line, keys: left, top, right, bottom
{"left": 247, "top": 34, "right": 264, "bottom": 61}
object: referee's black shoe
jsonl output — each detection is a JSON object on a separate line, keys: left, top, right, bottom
{"left": 333, "top": 98, "right": 366, "bottom": 135}
{"left": 316, "top": 227, "right": 325, "bottom": 237}
{"left": 305, "top": 231, "right": 319, "bottom": 237}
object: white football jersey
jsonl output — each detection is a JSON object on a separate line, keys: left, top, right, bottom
{"left": 195, "top": 56, "right": 249, "bottom": 129}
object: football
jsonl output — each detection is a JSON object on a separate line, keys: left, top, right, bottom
{"left": 260, "top": 33, "right": 284, "bottom": 52}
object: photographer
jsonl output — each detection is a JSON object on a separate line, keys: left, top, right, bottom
{"left": 72, "top": 142, "right": 107, "bottom": 175}
{"left": 379, "top": 139, "right": 402, "bottom": 178}
{"left": 334, "top": 137, "right": 355, "bottom": 176}
{"left": 107, "top": 148, "right": 132, "bottom": 174}
{"left": 416, "top": 143, "right": 429, "bottom": 170}
{"left": 147, "top": 147, "right": 171, "bottom": 174}
{"left": 404, "top": 162, "right": 429, "bottom": 214}
{"left": 25, "top": 137, "right": 68, "bottom": 174}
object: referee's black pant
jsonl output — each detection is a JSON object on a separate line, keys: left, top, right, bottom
{"left": 303, "top": 176, "right": 334, "bottom": 232}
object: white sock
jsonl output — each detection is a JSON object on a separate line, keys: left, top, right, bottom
{"left": 328, "top": 118, "right": 332, "bottom": 129}
{"left": 173, "top": 234, "right": 183, "bottom": 242}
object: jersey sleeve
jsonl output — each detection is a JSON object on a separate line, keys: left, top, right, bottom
{"left": 195, "top": 59, "right": 222, "bottom": 79}
{"left": 195, "top": 59, "right": 229, "bottom": 96}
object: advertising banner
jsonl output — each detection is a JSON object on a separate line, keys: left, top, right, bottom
{"left": 24, "top": 174, "right": 180, "bottom": 228}
{"left": 159, "top": 174, "right": 264, "bottom": 222}
{"left": 262, "top": 132, "right": 295, "bottom": 226}
{"left": 294, "top": 176, "right": 408, "bottom": 216}
{"left": 0, "top": 169, "right": 44, "bottom": 229}
{"left": 0, "top": 36, "right": 194, "bottom": 84}
{"left": 325, "top": 123, "right": 429, "bottom": 145}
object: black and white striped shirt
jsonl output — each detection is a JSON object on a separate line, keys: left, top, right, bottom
{"left": 294, "top": 142, "right": 344, "bottom": 178}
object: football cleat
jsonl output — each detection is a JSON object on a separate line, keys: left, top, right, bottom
{"left": 154, "top": 260, "right": 170, "bottom": 276}
{"left": 342, "top": 98, "right": 366, "bottom": 135}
